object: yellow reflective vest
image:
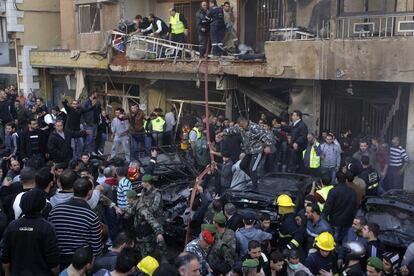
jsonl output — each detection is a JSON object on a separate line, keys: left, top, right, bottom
{"left": 192, "top": 127, "right": 202, "bottom": 140}
{"left": 170, "top": 13, "right": 185, "bottom": 34}
{"left": 151, "top": 117, "right": 165, "bottom": 132}
{"left": 303, "top": 143, "right": 321, "bottom": 169}
{"left": 316, "top": 185, "right": 334, "bottom": 210}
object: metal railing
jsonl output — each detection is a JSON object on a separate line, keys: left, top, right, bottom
{"left": 336, "top": 13, "right": 414, "bottom": 39}
{"left": 126, "top": 35, "right": 200, "bottom": 62}
{"left": 268, "top": 21, "right": 331, "bottom": 41}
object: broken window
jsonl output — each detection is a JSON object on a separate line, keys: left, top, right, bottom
{"left": 339, "top": 0, "right": 413, "bottom": 15}
{"left": 78, "top": 4, "right": 101, "bottom": 33}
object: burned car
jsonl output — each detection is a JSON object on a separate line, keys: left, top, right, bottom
{"left": 359, "top": 190, "right": 414, "bottom": 249}
{"left": 224, "top": 172, "right": 314, "bottom": 223}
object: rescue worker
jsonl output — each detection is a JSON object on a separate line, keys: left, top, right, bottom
{"left": 150, "top": 108, "right": 165, "bottom": 148}
{"left": 143, "top": 14, "right": 169, "bottom": 39}
{"left": 169, "top": 8, "right": 188, "bottom": 43}
{"left": 303, "top": 133, "right": 322, "bottom": 177}
{"left": 197, "top": 1, "right": 210, "bottom": 57}
{"left": 305, "top": 232, "right": 338, "bottom": 275}
{"left": 124, "top": 174, "right": 166, "bottom": 260}
{"left": 338, "top": 241, "right": 366, "bottom": 276}
{"left": 276, "top": 194, "right": 305, "bottom": 251}
{"left": 358, "top": 155, "right": 380, "bottom": 196}
{"left": 314, "top": 174, "right": 334, "bottom": 211}
{"left": 190, "top": 122, "right": 203, "bottom": 157}
{"left": 208, "top": 213, "right": 236, "bottom": 275}
{"left": 206, "top": 0, "right": 226, "bottom": 56}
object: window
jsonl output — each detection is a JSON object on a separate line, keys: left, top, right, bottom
{"left": 339, "top": 0, "right": 411, "bottom": 15}
{"left": 78, "top": 4, "right": 101, "bottom": 33}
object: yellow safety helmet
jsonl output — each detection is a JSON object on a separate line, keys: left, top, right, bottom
{"left": 276, "top": 194, "right": 295, "bottom": 207}
{"left": 315, "top": 232, "right": 336, "bottom": 251}
{"left": 137, "top": 256, "right": 159, "bottom": 276}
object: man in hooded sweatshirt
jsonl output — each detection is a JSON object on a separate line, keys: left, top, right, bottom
{"left": 1, "top": 189, "right": 60, "bottom": 276}
{"left": 235, "top": 212, "right": 272, "bottom": 257}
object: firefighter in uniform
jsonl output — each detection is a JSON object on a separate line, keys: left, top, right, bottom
{"left": 305, "top": 232, "right": 338, "bottom": 275}
{"left": 169, "top": 8, "right": 188, "bottom": 43}
{"left": 276, "top": 194, "right": 305, "bottom": 251}
{"left": 150, "top": 109, "right": 165, "bottom": 148}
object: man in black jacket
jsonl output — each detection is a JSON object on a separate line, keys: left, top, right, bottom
{"left": 20, "top": 119, "right": 47, "bottom": 163}
{"left": 48, "top": 120, "right": 87, "bottom": 165}
{"left": 1, "top": 189, "right": 60, "bottom": 276}
{"left": 0, "top": 90, "right": 16, "bottom": 140}
{"left": 290, "top": 110, "right": 308, "bottom": 173}
{"left": 322, "top": 171, "right": 357, "bottom": 244}
{"left": 81, "top": 91, "right": 101, "bottom": 155}
{"left": 62, "top": 98, "right": 95, "bottom": 159}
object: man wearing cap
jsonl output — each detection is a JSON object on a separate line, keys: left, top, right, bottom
{"left": 242, "top": 258, "right": 260, "bottom": 276}
{"left": 185, "top": 230, "right": 214, "bottom": 275}
{"left": 367, "top": 256, "right": 384, "bottom": 276}
{"left": 235, "top": 212, "right": 272, "bottom": 256}
{"left": 124, "top": 174, "right": 166, "bottom": 259}
{"left": 383, "top": 252, "right": 400, "bottom": 276}
{"left": 1, "top": 189, "right": 60, "bottom": 275}
{"left": 208, "top": 212, "right": 236, "bottom": 275}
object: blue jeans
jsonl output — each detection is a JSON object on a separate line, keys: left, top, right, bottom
{"left": 131, "top": 133, "right": 145, "bottom": 159}
{"left": 84, "top": 125, "right": 97, "bottom": 154}
{"left": 321, "top": 167, "right": 337, "bottom": 184}
{"left": 71, "top": 137, "right": 84, "bottom": 160}
{"left": 333, "top": 226, "right": 349, "bottom": 244}
{"left": 386, "top": 166, "right": 403, "bottom": 190}
{"left": 144, "top": 135, "right": 152, "bottom": 154}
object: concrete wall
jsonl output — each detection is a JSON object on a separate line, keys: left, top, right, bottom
{"left": 404, "top": 84, "right": 414, "bottom": 191}
{"left": 60, "top": 1, "right": 119, "bottom": 51}
{"left": 289, "top": 81, "right": 321, "bottom": 134}
{"left": 265, "top": 38, "right": 414, "bottom": 83}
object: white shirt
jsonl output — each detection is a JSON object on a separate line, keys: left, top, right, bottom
{"left": 293, "top": 119, "right": 302, "bottom": 127}
{"left": 144, "top": 19, "right": 163, "bottom": 34}
{"left": 165, "top": 112, "right": 176, "bottom": 132}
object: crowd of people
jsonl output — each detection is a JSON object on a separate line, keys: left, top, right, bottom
{"left": 130, "top": 0, "right": 238, "bottom": 56}
{"left": 0, "top": 83, "right": 412, "bottom": 276}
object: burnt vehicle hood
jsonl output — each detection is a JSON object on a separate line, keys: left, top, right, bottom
{"left": 363, "top": 190, "right": 414, "bottom": 248}
{"left": 224, "top": 173, "right": 313, "bottom": 221}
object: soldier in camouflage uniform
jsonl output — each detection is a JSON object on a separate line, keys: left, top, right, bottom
{"left": 222, "top": 118, "right": 275, "bottom": 185}
{"left": 208, "top": 213, "right": 237, "bottom": 275}
{"left": 124, "top": 174, "right": 166, "bottom": 258}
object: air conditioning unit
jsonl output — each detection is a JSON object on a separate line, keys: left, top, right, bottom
{"left": 398, "top": 21, "right": 414, "bottom": 33}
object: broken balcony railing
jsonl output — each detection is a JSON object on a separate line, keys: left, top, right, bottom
{"left": 336, "top": 13, "right": 414, "bottom": 39}
{"left": 125, "top": 35, "right": 200, "bottom": 62}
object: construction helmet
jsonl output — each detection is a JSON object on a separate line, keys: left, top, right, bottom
{"left": 343, "top": 241, "right": 366, "bottom": 260}
{"left": 315, "top": 232, "right": 336, "bottom": 251}
{"left": 137, "top": 256, "right": 159, "bottom": 276}
{"left": 276, "top": 194, "right": 295, "bottom": 207}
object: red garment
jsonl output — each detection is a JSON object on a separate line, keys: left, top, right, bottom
{"left": 376, "top": 144, "right": 389, "bottom": 167}
{"left": 104, "top": 177, "right": 118, "bottom": 186}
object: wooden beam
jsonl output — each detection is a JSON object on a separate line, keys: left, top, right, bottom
{"left": 237, "top": 80, "right": 288, "bottom": 115}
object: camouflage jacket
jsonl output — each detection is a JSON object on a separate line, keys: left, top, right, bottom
{"left": 208, "top": 229, "right": 237, "bottom": 274}
{"left": 125, "top": 187, "right": 164, "bottom": 236}
{"left": 223, "top": 122, "right": 275, "bottom": 154}
{"left": 185, "top": 239, "right": 211, "bottom": 276}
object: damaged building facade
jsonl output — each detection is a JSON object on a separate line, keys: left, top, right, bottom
{"left": 29, "top": 0, "right": 414, "bottom": 189}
